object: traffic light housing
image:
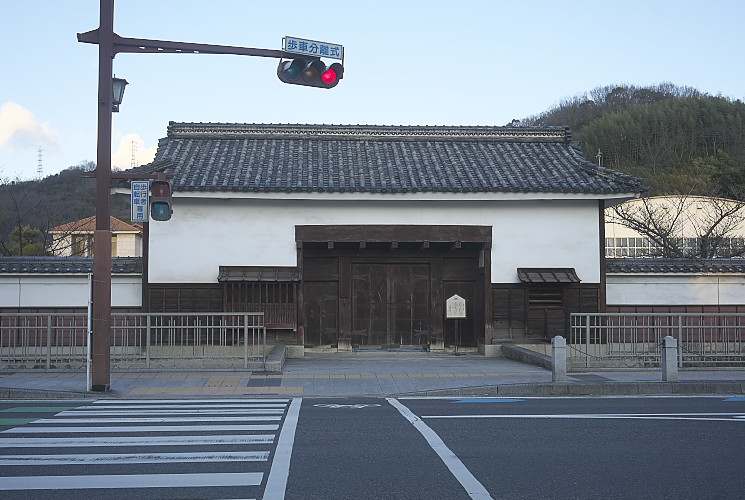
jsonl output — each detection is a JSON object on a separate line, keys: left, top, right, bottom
{"left": 277, "top": 57, "right": 343, "bottom": 89}
{"left": 150, "top": 179, "right": 173, "bottom": 221}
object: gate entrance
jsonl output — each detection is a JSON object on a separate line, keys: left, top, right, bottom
{"left": 351, "top": 263, "right": 430, "bottom": 346}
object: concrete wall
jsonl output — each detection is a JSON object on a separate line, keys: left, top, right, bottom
{"left": 0, "top": 275, "right": 142, "bottom": 308}
{"left": 607, "top": 274, "right": 745, "bottom": 306}
{"left": 149, "top": 197, "right": 602, "bottom": 284}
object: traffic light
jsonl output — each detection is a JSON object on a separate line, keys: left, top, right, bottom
{"left": 277, "top": 57, "right": 343, "bottom": 89}
{"left": 150, "top": 179, "right": 172, "bottom": 221}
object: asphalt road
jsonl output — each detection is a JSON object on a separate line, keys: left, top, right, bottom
{"left": 1, "top": 396, "right": 744, "bottom": 499}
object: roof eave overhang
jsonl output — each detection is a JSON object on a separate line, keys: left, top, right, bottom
{"left": 116, "top": 190, "right": 644, "bottom": 202}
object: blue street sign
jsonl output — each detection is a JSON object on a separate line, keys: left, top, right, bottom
{"left": 283, "top": 36, "right": 343, "bottom": 61}
{"left": 131, "top": 181, "right": 149, "bottom": 222}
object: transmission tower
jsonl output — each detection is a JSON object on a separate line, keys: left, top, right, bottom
{"left": 130, "top": 140, "right": 138, "bottom": 168}
{"left": 37, "top": 147, "right": 43, "bottom": 179}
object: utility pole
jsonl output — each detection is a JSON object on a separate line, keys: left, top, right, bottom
{"left": 78, "top": 0, "right": 309, "bottom": 391}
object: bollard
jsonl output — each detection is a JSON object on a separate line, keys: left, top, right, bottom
{"left": 661, "top": 335, "right": 679, "bottom": 382}
{"left": 552, "top": 335, "right": 567, "bottom": 382}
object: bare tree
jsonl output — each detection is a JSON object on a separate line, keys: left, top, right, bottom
{"left": 608, "top": 195, "right": 745, "bottom": 259}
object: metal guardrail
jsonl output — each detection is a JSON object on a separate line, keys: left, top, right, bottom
{"left": 569, "top": 313, "right": 745, "bottom": 368}
{"left": 0, "top": 312, "right": 266, "bottom": 369}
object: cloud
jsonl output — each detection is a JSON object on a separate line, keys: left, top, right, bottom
{"left": 0, "top": 102, "right": 59, "bottom": 151}
{"left": 112, "top": 133, "right": 157, "bottom": 170}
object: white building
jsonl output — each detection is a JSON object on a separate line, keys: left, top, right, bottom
{"left": 126, "top": 123, "right": 645, "bottom": 349}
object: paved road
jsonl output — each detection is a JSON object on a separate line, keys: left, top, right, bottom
{"left": 1, "top": 396, "right": 745, "bottom": 499}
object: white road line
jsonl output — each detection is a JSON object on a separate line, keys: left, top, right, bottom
{"left": 0, "top": 451, "right": 270, "bottom": 465}
{"left": 62, "top": 408, "right": 286, "bottom": 415}
{"left": 91, "top": 399, "right": 289, "bottom": 404}
{"left": 263, "top": 397, "right": 302, "bottom": 500}
{"left": 0, "top": 434, "right": 276, "bottom": 447}
{"left": 34, "top": 415, "right": 282, "bottom": 424}
{"left": 77, "top": 404, "right": 288, "bottom": 410}
{"left": 421, "top": 413, "right": 745, "bottom": 422}
{"left": 387, "top": 398, "right": 493, "bottom": 500}
{"left": 2, "top": 424, "right": 279, "bottom": 433}
{"left": 0, "top": 472, "right": 263, "bottom": 490}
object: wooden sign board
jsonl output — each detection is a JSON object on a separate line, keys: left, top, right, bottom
{"left": 446, "top": 294, "right": 466, "bottom": 319}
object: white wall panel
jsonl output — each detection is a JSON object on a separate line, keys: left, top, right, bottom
{"left": 0, "top": 276, "right": 141, "bottom": 308}
{"left": 148, "top": 197, "right": 601, "bottom": 284}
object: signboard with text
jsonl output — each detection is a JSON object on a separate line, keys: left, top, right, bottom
{"left": 282, "top": 36, "right": 343, "bottom": 60}
{"left": 131, "top": 181, "right": 149, "bottom": 222}
{"left": 446, "top": 294, "right": 466, "bottom": 319}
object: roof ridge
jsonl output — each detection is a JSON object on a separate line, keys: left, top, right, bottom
{"left": 167, "top": 122, "right": 571, "bottom": 141}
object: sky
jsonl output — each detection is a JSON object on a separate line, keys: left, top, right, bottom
{"left": 1, "top": 0, "right": 744, "bottom": 181}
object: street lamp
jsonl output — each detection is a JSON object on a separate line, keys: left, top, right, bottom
{"left": 112, "top": 76, "right": 128, "bottom": 112}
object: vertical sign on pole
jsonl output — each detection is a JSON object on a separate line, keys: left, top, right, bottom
{"left": 446, "top": 294, "right": 467, "bottom": 356}
{"left": 131, "top": 181, "right": 149, "bottom": 222}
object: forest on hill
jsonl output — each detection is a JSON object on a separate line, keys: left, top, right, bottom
{"left": 520, "top": 83, "right": 745, "bottom": 199}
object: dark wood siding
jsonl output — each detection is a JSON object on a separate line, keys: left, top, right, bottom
{"left": 148, "top": 284, "right": 223, "bottom": 313}
{"left": 492, "top": 283, "right": 600, "bottom": 342}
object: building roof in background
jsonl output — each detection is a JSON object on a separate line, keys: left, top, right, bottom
{"left": 0, "top": 257, "right": 142, "bottom": 274}
{"left": 49, "top": 216, "right": 142, "bottom": 234}
{"left": 130, "top": 122, "right": 647, "bottom": 196}
{"left": 607, "top": 258, "right": 745, "bottom": 274}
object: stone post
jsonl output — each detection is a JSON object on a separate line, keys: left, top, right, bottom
{"left": 552, "top": 335, "right": 567, "bottom": 382}
{"left": 661, "top": 336, "right": 679, "bottom": 382}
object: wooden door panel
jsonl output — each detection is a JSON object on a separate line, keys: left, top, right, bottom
{"left": 352, "top": 263, "right": 430, "bottom": 346}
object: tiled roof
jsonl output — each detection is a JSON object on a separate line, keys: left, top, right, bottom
{"left": 49, "top": 216, "right": 142, "bottom": 234}
{"left": 517, "top": 268, "right": 581, "bottom": 283}
{"left": 0, "top": 257, "right": 142, "bottom": 274}
{"left": 607, "top": 258, "right": 745, "bottom": 274}
{"left": 131, "top": 123, "right": 647, "bottom": 195}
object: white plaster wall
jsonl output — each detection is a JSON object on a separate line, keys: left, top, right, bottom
{"left": 0, "top": 275, "right": 142, "bottom": 308}
{"left": 607, "top": 275, "right": 745, "bottom": 305}
{"left": 148, "top": 197, "right": 601, "bottom": 284}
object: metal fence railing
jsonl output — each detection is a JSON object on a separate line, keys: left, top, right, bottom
{"left": 569, "top": 313, "right": 745, "bottom": 369}
{"left": 0, "top": 312, "right": 266, "bottom": 369}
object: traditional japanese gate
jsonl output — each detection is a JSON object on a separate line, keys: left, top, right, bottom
{"left": 351, "top": 263, "right": 430, "bottom": 346}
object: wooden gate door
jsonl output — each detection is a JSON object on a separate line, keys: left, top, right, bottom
{"left": 352, "top": 263, "right": 430, "bottom": 346}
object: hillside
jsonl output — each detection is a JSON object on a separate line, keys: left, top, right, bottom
{"left": 0, "top": 163, "right": 131, "bottom": 256}
{"left": 521, "top": 83, "right": 745, "bottom": 199}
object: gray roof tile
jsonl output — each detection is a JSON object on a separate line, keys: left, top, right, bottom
{"left": 607, "top": 258, "right": 745, "bottom": 274}
{"left": 132, "top": 123, "right": 646, "bottom": 195}
{"left": 0, "top": 257, "right": 142, "bottom": 274}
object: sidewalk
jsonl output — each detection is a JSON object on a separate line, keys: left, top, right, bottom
{"left": 2, "top": 352, "right": 745, "bottom": 399}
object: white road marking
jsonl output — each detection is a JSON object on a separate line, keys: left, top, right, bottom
{"left": 263, "top": 397, "right": 302, "bottom": 500}
{"left": 421, "top": 413, "right": 745, "bottom": 422}
{"left": 91, "top": 399, "right": 289, "bottom": 404}
{"left": 0, "top": 472, "right": 263, "bottom": 490}
{"left": 2, "top": 424, "right": 279, "bottom": 433}
{"left": 34, "top": 415, "right": 282, "bottom": 424}
{"left": 76, "top": 404, "right": 287, "bottom": 410}
{"left": 387, "top": 398, "right": 493, "bottom": 500}
{"left": 61, "top": 408, "right": 285, "bottom": 415}
{"left": 0, "top": 434, "right": 276, "bottom": 447}
{"left": 0, "top": 451, "right": 270, "bottom": 465}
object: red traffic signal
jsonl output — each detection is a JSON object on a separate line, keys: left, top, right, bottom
{"left": 277, "top": 57, "right": 343, "bottom": 89}
{"left": 150, "top": 180, "right": 173, "bottom": 221}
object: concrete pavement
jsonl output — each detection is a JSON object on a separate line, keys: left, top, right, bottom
{"left": 2, "top": 351, "right": 745, "bottom": 399}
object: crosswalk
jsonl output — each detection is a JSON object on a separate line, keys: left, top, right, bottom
{"left": 0, "top": 398, "right": 300, "bottom": 499}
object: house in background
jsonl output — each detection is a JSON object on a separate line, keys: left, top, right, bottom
{"left": 48, "top": 216, "right": 143, "bottom": 258}
{"left": 124, "top": 122, "right": 646, "bottom": 352}
{"left": 605, "top": 195, "right": 745, "bottom": 258}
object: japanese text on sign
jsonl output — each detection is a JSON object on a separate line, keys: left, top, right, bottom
{"left": 446, "top": 294, "right": 466, "bottom": 319}
{"left": 131, "top": 181, "right": 149, "bottom": 222}
{"left": 283, "top": 36, "right": 343, "bottom": 60}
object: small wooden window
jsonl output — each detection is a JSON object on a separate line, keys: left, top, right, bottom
{"left": 528, "top": 286, "right": 564, "bottom": 309}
